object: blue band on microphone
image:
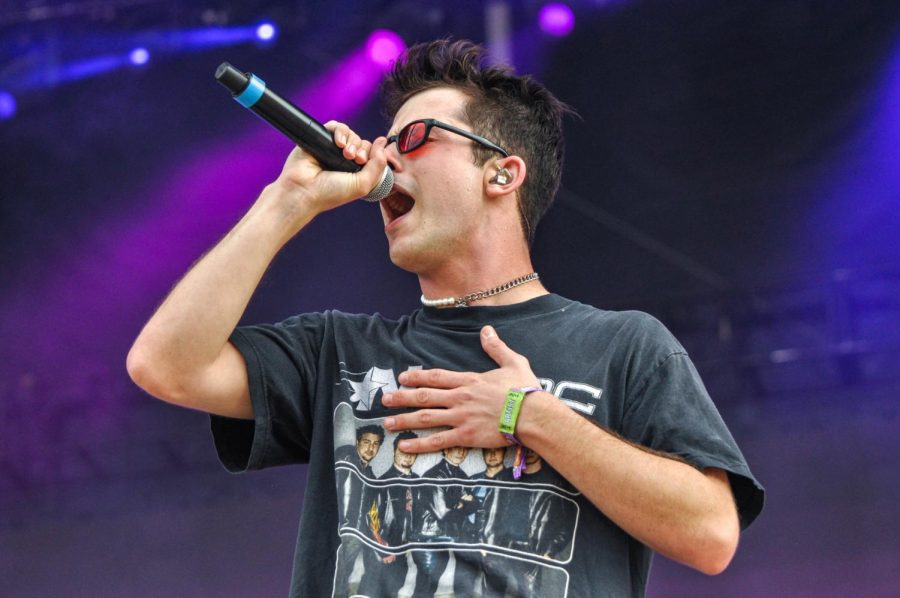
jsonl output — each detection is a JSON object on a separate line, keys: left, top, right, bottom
{"left": 235, "top": 74, "right": 266, "bottom": 108}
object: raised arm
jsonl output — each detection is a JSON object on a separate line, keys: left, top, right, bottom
{"left": 126, "top": 127, "right": 387, "bottom": 419}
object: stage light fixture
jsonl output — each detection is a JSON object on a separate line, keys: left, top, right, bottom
{"left": 538, "top": 3, "right": 575, "bottom": 37}
{"left": 0, "top": 91, "right": 16, "bottom": 120}
{"left": 129, "top": 47, "right": 150, "bottom": 66}
{"left": 255, "top": 22, "right": 278, "bottom": 42}
{"left": 366, "top": 30, "right": 405, "bottom": 69}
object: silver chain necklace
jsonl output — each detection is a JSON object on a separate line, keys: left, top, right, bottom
{"left": 420, "top": 272, "right": 540, "bottom": 308}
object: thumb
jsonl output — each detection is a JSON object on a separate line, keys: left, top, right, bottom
{"left": 481, "top": 325, "right": 517, "bottom": 367}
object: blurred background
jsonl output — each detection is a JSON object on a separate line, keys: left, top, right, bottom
{"left": 1, "top": 0, "right": 899, "bottom": 595}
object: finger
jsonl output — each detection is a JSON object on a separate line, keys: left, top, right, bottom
{"left": 355, "top": 139, "right": 373, "bottom": 163}
{"left": 324, "top": 121, "right": 350, "bottom": 147}
{"left": 395, "top": 430, "right": 457, "bottom": 454}
{"left": 384, "top": 408, "right": 453, "bottom": 432}
{"left": 382, "top": 386, "right": 452, "bottom": 409}
{"left": 480, "top": 325, "right": 522, "bottom": 368}
{"left": 342, "top": 130, "right": 363, "bottom": 160}
{"left": 324, "top": 121, "right": 366, "bottom": 161}
{"left": 397, "top": 368, "right": 473, "bottom": 390}
{"left": 352, "top": 137, "right": 388, "bottom": 198}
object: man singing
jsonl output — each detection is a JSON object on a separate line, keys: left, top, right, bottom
{"left": 128, "top": 39, "right": 764, "bottom": 597}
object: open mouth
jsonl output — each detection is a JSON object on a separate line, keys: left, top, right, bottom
{"left": 382, "top": 190, "right": 415, "bottom": 223}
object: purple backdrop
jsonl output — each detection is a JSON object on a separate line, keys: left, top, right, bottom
{"left": 1, "top": 1, "right": 899, "bottom": 596}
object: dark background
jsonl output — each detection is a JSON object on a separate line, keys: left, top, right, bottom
{"left": 1, "top": 1, "right": 898, "bottom": 595}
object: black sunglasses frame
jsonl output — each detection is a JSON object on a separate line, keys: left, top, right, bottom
{"left": 387, "top": 118, "right": 509, "bottom": 157}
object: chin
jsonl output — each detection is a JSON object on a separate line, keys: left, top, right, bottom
{"left": 387, "top": 247, "right": 417, "bottom": 274}
{"left": 387, "top": 234, "right": 455, "bottom": 276}
{"left": 387, "top": 239, "right": 424, "bottom": 273}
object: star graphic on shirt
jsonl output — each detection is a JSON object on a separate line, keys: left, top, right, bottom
{"left": 347, "top": 367, "right": 398, "bottom": 411}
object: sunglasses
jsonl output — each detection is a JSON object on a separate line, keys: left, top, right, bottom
{"left": 387, "top": 118, "right": 509, "bottom": 157}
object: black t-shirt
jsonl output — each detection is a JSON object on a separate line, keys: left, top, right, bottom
{"left": 211, "top": 294, "right": 764, "bottom": 597}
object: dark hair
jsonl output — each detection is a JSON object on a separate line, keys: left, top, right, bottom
{"left": 382, "top": 39, "right": 572, "bottom": 244}
{"left": 356, "top": 424, "right": 385, "bottom": 443}
{"left": 393, "top": 430, "right": 419, "bottom": 449}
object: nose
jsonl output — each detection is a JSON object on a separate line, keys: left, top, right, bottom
{"left": 384, "top": 142, "right": 402, "bottom": 172}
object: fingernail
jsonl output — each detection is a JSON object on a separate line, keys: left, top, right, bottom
{"left": 347, "top": 144, "right": 357, "bottom": 155}
{"left": 385, "top": 417, "right": 395, "bottom": 429}
{"left": 398, "top": 372, "right": 407, "bottom": 384}
{"left": 382, "top": 393, "right": 392, "bottom": 405}
{"left": 358, "top": 148, "right": 368, "bottom": 160}
{"left": 483, "top": 325, "right": 496, "bottom": 338}
{"left": 399, "top": 441, "right": 411, "bottom": 451}
{"left": 337, "top": 133, "right": 347, "bottom": 145}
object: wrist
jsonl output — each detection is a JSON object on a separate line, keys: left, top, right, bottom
{"left": 513, "top": 389, "right": 556, "bottom": 446}
{"left": 499, "top": 386, "right": 543, "bottom": 479}
{"left": 254, "top": 182, "right": 319, "bottom": 242}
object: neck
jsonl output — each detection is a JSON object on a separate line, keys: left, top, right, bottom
{"left": 415, "top": 212, "right": 541, "bottom": 307}
{"left": 420, "top": 271, "right": 545, "bottom": 308}
{"left": 418, "top": 252, "right": 546, "bottom": 308}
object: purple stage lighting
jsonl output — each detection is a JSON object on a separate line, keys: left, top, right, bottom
{"left": 255, "top": 22, "right": 277, "bottom": 42}
{"left": 539, "top": 3, "right": 575, "bottom": 37}
{"left": 129, "top": 47, "right": 150, "bottom": 66}
{"left": 366, "top": 30, "right": 405, "bottom": 69}
{"left": 0, "top": 91, "right": 15, "bottom": 119}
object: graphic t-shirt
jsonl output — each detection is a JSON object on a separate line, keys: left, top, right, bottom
{"left": 211, "top": 294, "right": 764, "bottom": 598}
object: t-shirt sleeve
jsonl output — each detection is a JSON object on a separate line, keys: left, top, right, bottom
{"left": 209, "top": 314, "right": 325, "bottom": 473}
{"left": 619, "top": 315, "right": 765, "bottom": 530}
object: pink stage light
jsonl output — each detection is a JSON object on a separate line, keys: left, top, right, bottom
{"left": 366, "top": 30, "right": 406, "bottom": 69}
{"left": 0, "top": 37, "right": 391, "bottom": 381}
{"left": 539, "top": 3, "right": 576, "bottom": 37}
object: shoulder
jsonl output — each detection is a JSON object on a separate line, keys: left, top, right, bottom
{"left": 380, "top": 466, "right": 400, "bottom": 478}
{"left": 335, "top": 444, "right": 359, "bottom": 462}
{"left": 493, "top": 468, "right": 515, "bottom": 482}
{"left": 269, "top": 309, "right": 406, "bottom": 328}
{"left": 608, "top": 310, "right": 682, "bottom": 349}
{"left": 249, "top": 310, "right": 412, "bottom": 345}
{"left": 324, "top": 310, "right": 413, "bottom": 336}
{"left": 545, "top": 296, "right": 684, "bottom": 354}
{"left": 423, "top": 461, "right": 446, "bottom": 476}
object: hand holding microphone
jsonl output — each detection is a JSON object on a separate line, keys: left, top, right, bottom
{"left": 215, "top": 62, "right": 393, "bottom": 202}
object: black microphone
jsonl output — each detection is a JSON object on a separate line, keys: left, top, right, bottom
{"left": 215, "top": 62, "right": 393, "bottom": 202}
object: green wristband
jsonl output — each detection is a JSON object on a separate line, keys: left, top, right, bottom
{"left": 499, "top": 389, "right": 526, "bottom": 436}
{"left": 500, "top": 387, "right": 542, "bottom": 480}
{"left": 499, "top": 386, "right": 542, "bottom": 438}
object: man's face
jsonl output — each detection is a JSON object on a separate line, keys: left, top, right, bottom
{"left": 483, "top": 447, "right": 505, "bottom": 467}
{"left": 444, "top": 446, "right": 469, "bottom": 465}
{"left": 380, "top": 87, "right": 491, "bottom": 274}
{"left": 356, "top": 432, "right": 382, "bottom": 464}
{"left": 393, "top": 446, "right": 417, "bottom": 471}
{"left": 525, "top": 449, "right": 541, "bottom": 466}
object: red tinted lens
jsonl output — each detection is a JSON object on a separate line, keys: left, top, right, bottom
{"left": 398, "top": 121, "right": 427, "bottom": 152}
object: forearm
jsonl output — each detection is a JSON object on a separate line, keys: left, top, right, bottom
{"left": 127, "top": 182, "right": 315, "bottom": 402}
{"left": 383, "top": 326, "right": 743, "bottom": 573}
{"left": 517, "top": 392, "right": 740, "bottom": 574}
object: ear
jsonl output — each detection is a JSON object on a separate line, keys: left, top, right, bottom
{"left": 484, "top": 156, "right": 526, "bottom": 199}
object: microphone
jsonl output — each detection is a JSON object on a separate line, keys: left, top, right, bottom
{"left": 215, "top": 62, "right": 393, "bottom": 202}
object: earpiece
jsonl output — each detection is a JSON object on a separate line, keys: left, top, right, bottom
{"left": 490, "top": 167, "right": 512, "bottom": 185}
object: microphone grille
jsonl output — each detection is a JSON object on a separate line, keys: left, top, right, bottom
{"left": 363, "top": 167, "right": 394, "bottom": 202}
